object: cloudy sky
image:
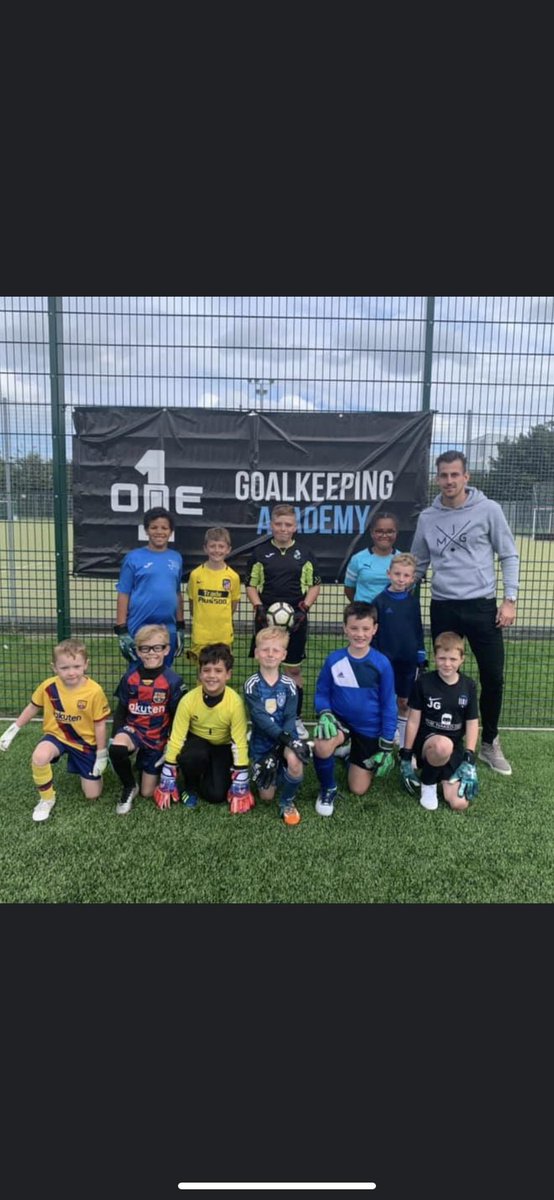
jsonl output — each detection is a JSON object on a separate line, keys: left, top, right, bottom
{"left": 1, "top": 296, "right": 553, "bottom": 464}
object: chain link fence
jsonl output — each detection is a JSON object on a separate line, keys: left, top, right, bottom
{"left": 1, "top": 296, "right": 553, "bottom": 726}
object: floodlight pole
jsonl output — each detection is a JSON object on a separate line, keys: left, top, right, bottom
{"left": 0, "top": 398, "right": 18, "bottom": 628}
{"left": 248, "top": 377, "right": 277, "bottom": 404}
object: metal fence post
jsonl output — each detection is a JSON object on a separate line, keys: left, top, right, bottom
{"left": 422, "top": 296, "right": 435, "bottom": 413}
{"left": 48, "top": 296, "right": 71, "bottom": 640}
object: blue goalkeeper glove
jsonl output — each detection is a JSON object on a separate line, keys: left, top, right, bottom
{"left": 449, "top": 750, "right": 479, "bottom": 800}
{"left": 175, "top": 620, "right": 185, "bottom": 658}
{"left": 398, "top": 748, "right": 421, "bottom": 796}
{"left": 314, "top": 710, "right": 349, "bottom": 741}
{"left": 364, "top": 737, "right": 396, "bottom": 778}
{"left": 416, "top": 650, "right": 428, "bottom": 674}
{"left": 113, "top": 624, "right": 137, "bottom": 662}
{"left": 252, "top": 752, "right": 280, "bottom": 791}
{"left": 227, "top": 768, "right": 255, "bottom": 814}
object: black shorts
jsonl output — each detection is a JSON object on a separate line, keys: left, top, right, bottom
{"left": 392, "top": 660, "right": 417, "bottom": 700}
{"left": 340, "top": 728, "right": 380, "bottom": 770}
{"left": 415, "top": 735, "right": 465, "bottom": 781}
{"left": 249, "top": 617, "right": 308, "bottom": 666}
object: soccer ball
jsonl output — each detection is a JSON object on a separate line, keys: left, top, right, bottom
{"left": 266, "top": 601, "right": 295, "bottom": 629}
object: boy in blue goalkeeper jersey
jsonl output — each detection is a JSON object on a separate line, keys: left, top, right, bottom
{"left": 372, "top": 553, "right": 427, "bottom": 749}
{"left": 243, "top": 626, "right": 310, "bottom": 827}
{"left": 312, "top": 602, "right": 397, "bottom": 817}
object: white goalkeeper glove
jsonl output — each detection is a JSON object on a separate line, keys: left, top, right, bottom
{"left": 0, "top": 722, "right": 21, "bottom": 752}
{"left": 92, "top": 748, "right": 109, "bottom": 777}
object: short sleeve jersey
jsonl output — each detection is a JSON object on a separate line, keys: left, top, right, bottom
{"left": 245, "top": 539, "right": 321, "bottom": 608}
{"left": 344, "top": 548, "right": 400, "bottom": 602}
{"left": 187, "top": 563, "right": 241, "bottom": 654}
{"left": 115, "top": 663, "right": 184, "bottom": 750}
{"left": 32, "top": 675, "right": 111, "bottom": 752}
{"left": 408, "top": 670, "right": 479, "bottom": 747}
{"left": 116, "top": 547, "right": 183, "bottom": 635}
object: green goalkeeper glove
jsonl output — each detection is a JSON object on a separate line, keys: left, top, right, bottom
{"left": 449, "top": 750, "right": 479, "bottom": 800}
{"left": 113, "top": 624, "right": 137, "bottom": 662}
{"left": 364, "top": 737, "right": 396, "bottom": 778}
{"left": 314, "top": 711, "right": 349, "bottom": 741}
{"left": 398, "top": 748, "right": 421, "bottom": 796}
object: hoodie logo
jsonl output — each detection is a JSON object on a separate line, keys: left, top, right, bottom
{"left": 435, "top": 519, "right": 472, "bottom": 555}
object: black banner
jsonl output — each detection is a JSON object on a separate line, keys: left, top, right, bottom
{"left": 72, "top": 408, "right": 433, "bottom": 581}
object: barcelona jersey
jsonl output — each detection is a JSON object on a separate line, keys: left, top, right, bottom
{"left": 32, "top": 675, "right": 111, "bottom": 753}
{"left": 114, "top": 663, "right": 184, "bottom": 750}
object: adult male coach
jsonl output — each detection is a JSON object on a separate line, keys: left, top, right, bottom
{"left": 245, "top": 503, "right": 321, "bottom": 739}
{"left": 410, "top": 450, "right": 519, "bottom": 775}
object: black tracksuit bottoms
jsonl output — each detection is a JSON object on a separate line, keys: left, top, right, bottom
{"left": 430, "top": 597, "right": 504, "bottom": 744}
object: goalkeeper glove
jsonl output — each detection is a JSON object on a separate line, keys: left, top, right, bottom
{"left": 398, "top": 748, "right": 421, "bottom": 796}
{"left": 113, "top": 624, "right": 137, "bottom": 662}
{"left": 0, "top": 721, "right": 21, "bottom": 752}
{"left": 291, "top": 600, "right": 310, "bottom": 633}
{"left": 365, "top": 737, "right": 396, "bottom": 778}
{"left": 175, "top": 620, "right": 185, "bottom": 658}
{"left": 254, "top": 604, "right": 268, "bottom": 628}
{"left": 314, "top": 710, "right": 349, "bottom": 741}
{"left": 153, "top": 763, "right": 180, "bottom": 809}
{"left": 227, "top": 768, "right": 255, "bottom": 814}
{"left": 449, "top": 750, "right": 479, "bottom": 800}
{"left": 251, "top": 752, "right": 280, "bottom": 791}
{"left": 416, "top": 650, "right": 428, "bottom": 673}
{"left": 279, "top": 730, "right": 311, "bottom": 764}
{"left": 91, "top": 749, "right": 109, "bottom": 777}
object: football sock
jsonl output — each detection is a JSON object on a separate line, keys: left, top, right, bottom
{"left": 420, "top": 783, "right": 438, "bottom": 811}
{"left": 109, "top": 743, "right": 136, "bottom": 788}
{"left": 397, "top": 717, "right": 407, "bottom": 748}
{"left": 296, "top": 687, "right": 304, "bottom": 718}
{"left": 279, "top": 768, "right": 301, "bottom": 809}
{"left": 32, "top": 763, "right": 55, "bottom": 800}
{"left": 313, "top": 752, "right": 336, "bottom": 791}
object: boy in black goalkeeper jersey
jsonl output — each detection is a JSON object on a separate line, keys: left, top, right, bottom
{"left": 245, "top": 504, "right": 321, "bottom": 739}
{"left": 109, "top": 624, "right": 185, "bottom": 815}
{"left": 399, "top": 631, "right": 479, "bottom": 812}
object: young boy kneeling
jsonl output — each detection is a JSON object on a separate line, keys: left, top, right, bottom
{"left": 312, "top": 602, "right": 398, "bottom": 817}
{"left": 244, "top": 626, "right": 311, "bottom": 826}
{"left": 153, "top": 643, "right": 254, "bottom": 813}
{"left": 399, "top": 631, "right": 479, "bottom": 811}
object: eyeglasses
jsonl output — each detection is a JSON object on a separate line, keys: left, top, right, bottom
{"left": 137, "top": 644, "right": 168, "bottom": 654}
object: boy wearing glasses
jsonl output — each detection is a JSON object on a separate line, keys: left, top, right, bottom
{"left": 109, "top": 624, "right": 185, "bottom": 814}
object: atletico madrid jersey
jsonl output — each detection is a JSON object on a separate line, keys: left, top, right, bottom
{"left": 187, "top": 562, "right": 241, "bottom": 654}
{"left": 114, "top": 663, "right": 184, "bottom": 750}
{"left": 32, "top": 675, "right": 111, "bottom": 752}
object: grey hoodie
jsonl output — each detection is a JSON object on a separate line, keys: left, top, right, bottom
{"left": 410, "top": 487, "right": 519, "bottom": 601}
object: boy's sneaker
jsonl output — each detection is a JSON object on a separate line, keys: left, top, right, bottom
{"left": 295, "top": 719, "right": 310, "bottom": 740}
{"left": 280, "top": 803, "right": 301, "bottom": 826}
{"left": 420, "top": 783, "right": 438, "bottom": 811}
{"left": 315, "top": 787, "right": 337, "bottom": 817}
{"left": 181, "top": 790, "right": 199, "bottom": 810}
{"left": 478, "top": 737, "right": 512, "bottom": 776}
{"left": 116, "top": 784, "right": 138, "bottom": 815}
{"left": 32, "top": 797, "right": 56, "bottom": 822}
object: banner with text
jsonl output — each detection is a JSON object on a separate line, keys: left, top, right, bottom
{"left": 72, "top": 408, "right": 433, "bottom": 581}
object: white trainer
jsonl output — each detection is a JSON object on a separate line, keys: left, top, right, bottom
{"left": 419, "top": 784, "right": 438, "bottom": 811}
{"left": 315, "top": 788, "right": 337, "bottom": 817}
{"left": 478, "top": 737, "right": 512, "bottom": 776}
{"left": 116, "top": 784, "right": 139, "bottom": 815}
{"left": 295, "top": 719, "right": 310, "bottom": 740}
{"left": 32, "top": 798, "right": 56, "bottom": 822}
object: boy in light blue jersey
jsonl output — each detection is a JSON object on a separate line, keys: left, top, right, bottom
{"left": 312, "top": 602, "right": 397, "bottom": 817}
{"left": 114, "top": 507, "right": 184, "bottom": 667}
